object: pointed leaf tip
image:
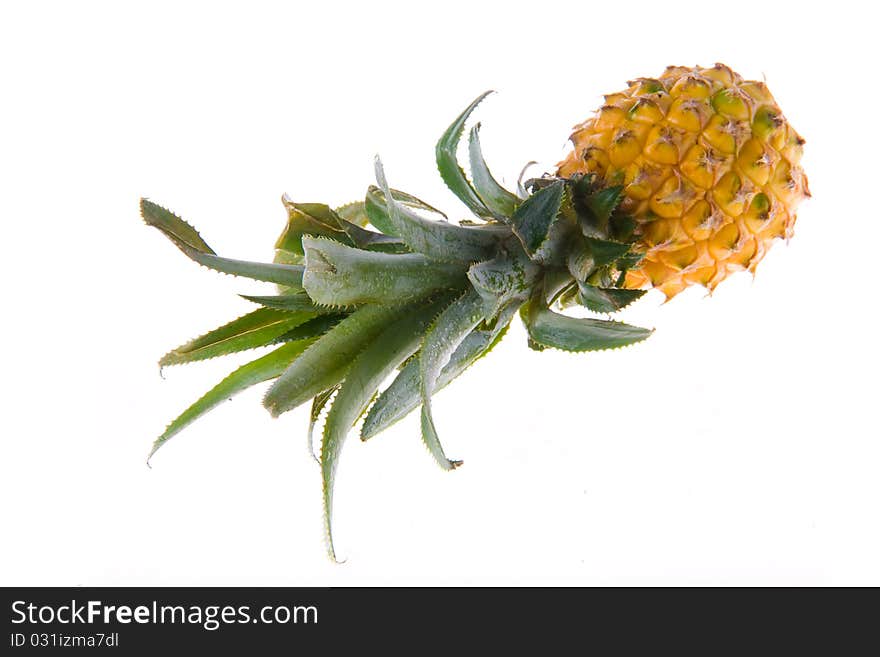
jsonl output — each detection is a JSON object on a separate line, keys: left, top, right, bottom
{"left": 418, "top": 289, "right": 485, "bottom": 469}
{"left": 320, "top": 299, "right": 445, "bottom": 562}
{"left": 140, "top": 198, "right": 214, "bottom": 254}
{"left": 468, "top": 122, "right": 519, "bottom": 218}
{"left": 361, "top": 314, "right": 513, "bottom": 441}
{"left": 435, "top": 92, "right": 496, "bottom": 219}
{"left": 372, "top": 158, "right": 502, "bottom": 263}
{"left": 158, "top": 308, "right": 316, "bottom": 367}
{"left": 586, "top": 185, "right": 624, "bottom": 224}
{"left": 526, "top": 302, "right": 652, "bottom": 352}
{"left": 148, "top": 338, "right": 317, "bottom": 460}
{"left": 510, "top": 180, "right": 565, "bottom": 258}
{"left": 577, "top": 285, "right": 646, "bottom": 313}
{"left": 140, "top": 198, "right": 305, "bottom": 287}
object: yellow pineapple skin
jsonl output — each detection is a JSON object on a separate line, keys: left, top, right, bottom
{"left": 558, "top": 64, "right": 809, "bottom": 298}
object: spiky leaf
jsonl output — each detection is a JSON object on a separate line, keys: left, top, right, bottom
{"left": 586, "top": 185, "right": 624, "bottom": 224}
{"left": 240, "top": 292, "right": 326, "bottom": 313}
{"left": 159, "top": 308, "right": 315, "bottom": 367}
{"left": 320, "top": 300, "right": 444, "bottom": 560}
{"left": 335, "top": 201, "right": 370, "bottom": 227}
{"left": 301, "top": 236, "right": 466, "bottom": 306}
{"left": 583, "top": 237, "right": 632, "bottom": 268}
{"left": 516, "top": 161, "right": 538, "bottom": 199}
{"left": 374, "top": 158, "right": 505, "bottom": 263}
{"left": 510, "top": 180, "right": 565, "bottom": 259}
{"left": 419, "top": 289, "right": 485, "bottom": 469}
{"left": 435, "top": 91, "right": 494, "bottom": 218}
{"left": 263, "top": 304, "right": 403, "bottom": 417}
{"left": 148, "top": 338, "right": 317, "bottom": 460}
{"left": 468, "top": 123, "right": 518, "bottom": 218}
{"left": 526, "top": 303, "right": 652, "bottom": 352}
{"left": 141, "top": 199, "right": 305, "bottom": 288}
{"left": 339, "top": 219, "right": 405, "bottom": 251}
{"left": 308, "top": 386, "right": 338, "bottom": 464}
{"left": 615, "top": 251, "right": 645, "bottom": 271}
{"left": 275, "top": 200, "right": 351, "bottom": 255}
{"left": 577, "top": 284, "right": 646, "bottom": 313}
{"left": 566, "top": 246, "right": 595, "bottom": 283}
{"left": 364, "top": 185, "right": 448, "bottom": 238}
{"left": 361, "top": 306, "right": 514, "bottom": 440}
{"left": 272, "top": 313, "right": 347, "bottom": 343}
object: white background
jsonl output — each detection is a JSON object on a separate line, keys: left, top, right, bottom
{"left": 1, "top": 0, "right": 878, "bottom": 585}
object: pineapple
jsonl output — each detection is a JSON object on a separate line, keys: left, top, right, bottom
{"left": 558, "top": 64, "right": 809, "bottom": 298}
{"left": 140, "top": 64, "right": 806, "bottom": 559}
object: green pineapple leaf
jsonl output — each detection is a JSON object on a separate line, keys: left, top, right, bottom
{"left": 525, "top": 302, "right": 652, "bottom": 352}
{"left": 527, "top": 337, "right": 547, "bottom": 352}
{"left": 240, "top": 291, "right": 327, "bottom": 313}
{"left": 516, "top": 161, "right": 539, "bottom": 199}
{"left": 510, "top": 180, "right": 565, "bottom": 260}
{"left": 159, "top": 308, "right": 316, "bottom": 367}
{"left": 335, "top": 201, "right": 370, "bottom": 227}
{"left": 148, "top": 337, "right": 318, "bottom": 461}
{"left": 279, "top": 200, "right": 405, "bottom": 251}
{"left": 320, "top": 300, "right": 444, "bottom": 561}
{"left": 364, "top": 185, "right": 449, "bottom": 237}
{"left": 542, "top": 268, "right": 578, "bottom": 305}
{"left": 419, "top": 289, "right": 486, "bottom": 469}
{"left": 338, "top": 219, "right": 406, "bottom": 251}
{"left": 557, "top": 283, "right": 581, "bottom": 309}
{"left": 273, "top": 313, "right": 347, "bottom": 343}
{"left": 324, "top": 200, "right": 409, "bottom": 251}
{"left": 306, "top": 384, "right": 341, "bottom": 465}
{"left": 361, "top": 306, "right": 514, "bottom": 440}
{"left": 276, "top": 200, "right": 352, "bottom": 255}
{"left": 566, "top": 246, "right": 595, "bottom": 283}
{"left": 571, "top": 179, "right": 625, "bottom": 238}
{"left": 263, "top": 304, "right": 404, "bottom": 417}
{"left": 140, "top": 199, "right": 213, "bottom": 251}
{"left": 467, "top": 123, "right": 519, "bottom": 218}
{"left": 585, "top": 185, "right": 624, "bottom": 224}
{"left": 576, "top": 284, "right": 646, "bottom": 314}
{"left": 609, "top": 212, "right": 637, "bottom": 242}
{"left": 301, "top": 236, "right": 467, "bottom": 307}
{"left": 290, "top": 202, "right": 345, "bottom": 227}
{"left": 583, "top": 236, "right": 632, "bottom": 268}
{"left": 614, "top": 251, "right": 645, "bottom": 271}
{"left": 141, "top": 199, "right": 305, "bottom": 288}
{"left": 436, "top": 91, "right": 494, "bottom": 219}
{"left": 373, "top": 157, "right": 505, "bottom": 263}
{"left": 308, "top": 386, "right": 338, "bottom": 464}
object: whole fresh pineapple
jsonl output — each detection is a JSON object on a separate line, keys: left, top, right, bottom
{"left": 141, "top": 64, "right": 807, "bottom": 559}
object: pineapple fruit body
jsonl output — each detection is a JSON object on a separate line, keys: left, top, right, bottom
{"left": 559, "top": 64, "right": 809, "bottom": 298}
